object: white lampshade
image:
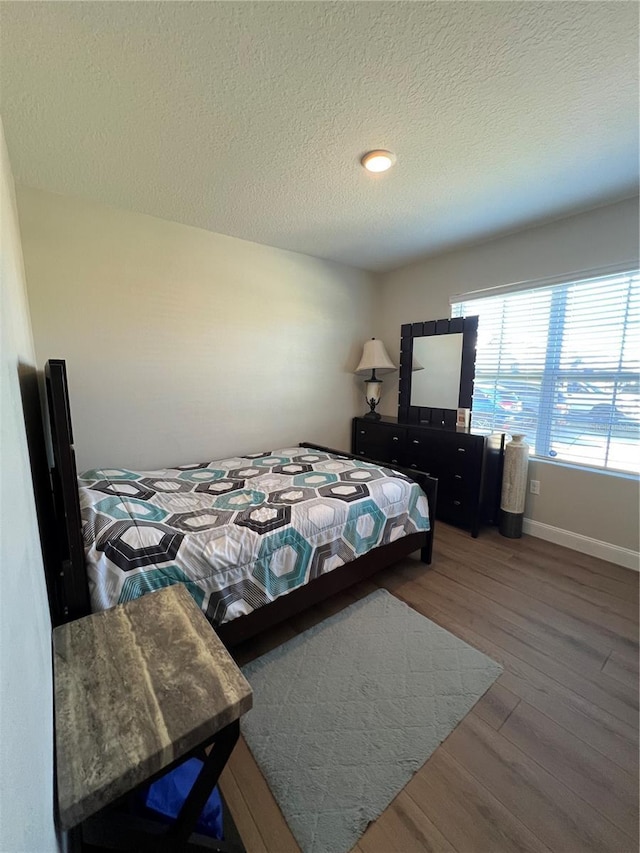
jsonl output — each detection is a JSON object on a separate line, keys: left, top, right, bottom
{"left": 355, "top": 339, "right": 397, "bottom": 375}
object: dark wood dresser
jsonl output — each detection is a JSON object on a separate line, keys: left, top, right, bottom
{"left": 352, "top": 416, "right": 504, "bottom": 537}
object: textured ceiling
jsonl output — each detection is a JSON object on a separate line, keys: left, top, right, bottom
{"left": 1, "top": 1, "right": 638, "bottom": 272}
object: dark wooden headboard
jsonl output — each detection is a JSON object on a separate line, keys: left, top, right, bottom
{"left": 45, "top": 359, "right": 91, "bottom": 625}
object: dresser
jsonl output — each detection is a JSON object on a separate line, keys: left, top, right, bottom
{"left": 352, "top": 416, "right": 504, "bottom": 537}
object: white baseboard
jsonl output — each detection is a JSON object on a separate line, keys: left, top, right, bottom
{"left": 523, "top": 519, "right": 639, "bottom": 572}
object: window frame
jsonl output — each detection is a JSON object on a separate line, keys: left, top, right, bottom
{"left": 451, "top": 264, "right": 640, "bottom": 477}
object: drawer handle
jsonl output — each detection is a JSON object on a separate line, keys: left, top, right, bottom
{"left": 410, "top": 464, "right": 417, "bottom": 469}
{"left": 453, "top": 500, "right": 461, "bottom": 506}
{"left": 392, "top": 436, "right": 399, "bottom": 442}
{"left": 412, "top": 439, "right": 420, "bottom": 445}
{"left": 360, "top": 430, "right": 365, "bottom": 435}
{"left": 391, "top": 458, "right": 398, "bottom": 464}
{"left": 457, "top": 448, "right": 466, "bottom": 453}
{"left": 454, "top": 474, "right": 462, "bottom": 480}
{"left": 359, "top": 451, "right": 365, "bottom": 455}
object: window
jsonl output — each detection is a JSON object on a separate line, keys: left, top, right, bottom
{"left": 451, "top": 268, "right": 640, "bottom": 474}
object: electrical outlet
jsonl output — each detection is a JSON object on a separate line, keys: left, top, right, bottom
{"left": 530, "top": 479, "right": 540, "bottom": 495}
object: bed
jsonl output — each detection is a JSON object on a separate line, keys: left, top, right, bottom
{"left": 44, "top": 359, "right": 437, "bottom": 646}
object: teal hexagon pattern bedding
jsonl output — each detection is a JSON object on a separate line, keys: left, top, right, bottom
{"left": 78, "top": 448, "right": 430, "bottom": 626}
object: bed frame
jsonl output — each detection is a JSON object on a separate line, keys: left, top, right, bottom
{"left": 44, "top": 359, "right": 437, "bottom": 646}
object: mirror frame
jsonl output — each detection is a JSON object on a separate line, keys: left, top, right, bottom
{"left": 398, "top": 316, "right": 478, "bottom": 427}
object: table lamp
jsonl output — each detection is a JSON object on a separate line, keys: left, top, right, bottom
{"left": 354, "top": 338, "right": 397, "bottom": 420}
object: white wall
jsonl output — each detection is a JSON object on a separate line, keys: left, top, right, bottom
{"left": 15, "top": 184, "right": 639, "bottom": 558}
{"left": 17, "top": 187, "right": 376, "bottom": 472}
{"left": 376, "top": 198, "right": 640, "bottom": 555}
{"left": 0, "top": 123, "right": 57, "bottom": 850}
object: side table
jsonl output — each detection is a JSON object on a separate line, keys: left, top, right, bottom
{"left": 54, "top": 584, "right": 253, "bottom": 851}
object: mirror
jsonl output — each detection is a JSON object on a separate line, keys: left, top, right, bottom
{"left": 398, "top": 316, "right": 478, "bottom": 427}
{"left": 410, "top": 334, "right": 463, "bottom": 409}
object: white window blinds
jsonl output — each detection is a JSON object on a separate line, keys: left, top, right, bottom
{"left": 451, "top": 268, "right": 640, "bottom": 474}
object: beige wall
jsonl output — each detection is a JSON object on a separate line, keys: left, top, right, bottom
{"left": 15, "top": 185, "right": 640, "bottom": 555}
{"left": 18, "top": 187, "right": 376, "bottom": 471}
{"left": 375, "top": 198, "right": 640, "bottom": 553}
{"left": 0, "top": 124, "right": 57, "bottom": 851}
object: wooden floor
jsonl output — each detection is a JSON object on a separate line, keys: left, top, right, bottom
{"left": 219, "top": 524, "right": 639, "bottom": 853}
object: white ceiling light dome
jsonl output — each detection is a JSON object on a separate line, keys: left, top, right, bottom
{"left": 361, "top": 150, "right": 397, "bottom": 173}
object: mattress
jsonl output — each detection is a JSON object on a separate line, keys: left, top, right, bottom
{"left": 78, "top": 447, "right": 430, "bottom": 626}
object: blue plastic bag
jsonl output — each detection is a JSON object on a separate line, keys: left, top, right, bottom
{"left": 143, "top": 757, "right": 224, "bottom": 840}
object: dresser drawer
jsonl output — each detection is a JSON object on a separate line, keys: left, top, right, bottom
{"left": 415, "top": 429, "right": 481, "bottom": 459}
{"left": 437, "top": 492, "right": 475, "bottom": 526}
{"left": 403, "top": 429, "right": 437, "bottom": 473}
{"left": 407, "top": 430, "right": 481, "bottom": 474}
{"left": 353, "top": 421, "right": 406, "bottom": 465}
{"left": 440, "top": 438, "right": 478, "bottom": 462}
{"left": 438, "top": 470, "right": 475, "bottom": 502}
{"left": 439, "top": 445, "right": 483, "bottom": 484}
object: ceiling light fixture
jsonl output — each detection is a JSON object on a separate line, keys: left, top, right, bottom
{"left": 361, "top": 150, "right": 396, "bottom": 173}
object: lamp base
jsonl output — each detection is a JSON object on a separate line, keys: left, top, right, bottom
{"left": 363, "top": 410, "right": 382, "bottom": 420}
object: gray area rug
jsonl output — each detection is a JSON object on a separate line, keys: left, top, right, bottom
{"left": 241, "top": 589, "right": 502, "bottom": 853}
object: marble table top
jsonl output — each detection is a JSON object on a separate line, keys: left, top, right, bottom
{"left": 54, "top": 585, "right": 253, "bottom": 831}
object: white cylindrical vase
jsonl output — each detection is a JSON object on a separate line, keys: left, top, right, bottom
{"left": 499, "top": 434, "right": 529, "bottom": 538}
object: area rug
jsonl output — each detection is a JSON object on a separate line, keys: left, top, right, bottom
{"left": 241, "top": 589, "right": 502, "bottom": 853}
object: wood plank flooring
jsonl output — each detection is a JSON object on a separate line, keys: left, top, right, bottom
{"left": 220, "top": 524, "right": 639, "bottom": 853}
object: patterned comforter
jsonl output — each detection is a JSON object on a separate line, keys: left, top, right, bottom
{"left": 78, "top": 447, "right": 430, "bottom": 626}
